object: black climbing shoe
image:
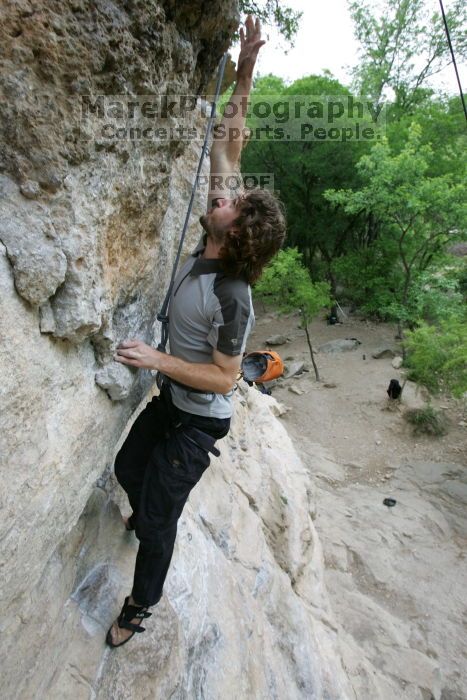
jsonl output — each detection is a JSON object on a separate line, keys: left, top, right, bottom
{"left": 106, "top": 596, "right": 152, "bottom": 648}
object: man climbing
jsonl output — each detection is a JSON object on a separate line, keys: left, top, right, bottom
{"left": 107, "top": 15, "right": 286, "bottom": 648}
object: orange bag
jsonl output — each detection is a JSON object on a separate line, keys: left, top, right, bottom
{"left": 241, "top": 350, "right": 284, "bottom": 383}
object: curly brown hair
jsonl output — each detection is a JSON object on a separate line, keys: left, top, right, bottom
{"left": 218, "top": 188, "right": 286, "bottom": 284}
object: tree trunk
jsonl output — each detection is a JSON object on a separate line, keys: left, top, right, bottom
{"left": 398, "top": 272, "right": 411, "bottom": 356}
{"left": 328, "top": 269, "right": 337, "bottom": 299}
{"left": 318, "top": 245, "right": 337, "bottom": 299}
{"left": 304, "top": 324, "right": 320, "bottom": 381}
{"left": 396, "top": 319, "right": 403, "bottom": 340}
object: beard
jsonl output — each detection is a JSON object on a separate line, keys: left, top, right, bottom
{"left": 199, "top": 213, "right": 226, "bottom": 244}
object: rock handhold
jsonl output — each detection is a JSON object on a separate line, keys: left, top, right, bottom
{"left": 19, "top": 180, "right": 41, "bottom": 200}
{"left": 95, "top": 362, "right": 135, "bottom": 401}
{"left": 392, "top": 355, "right": 403, "bottom": 369}
{"left": 39, "top": 301, "right": 56, "bottom": 334}
{"left": 318, "top": 338, "right": 360, "bottom": 353}
{"left": 0, "top": 175, "right": 67, "bottom": 305}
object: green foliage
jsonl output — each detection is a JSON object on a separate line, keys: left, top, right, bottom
{"left": 403, "top": 314, "right": 467, "bottom": 398}
{"left": 238, "top": 0, "right": 302, "bottom": 44}
{"left": 254, "top": 248, "right": 331, "bottom": 326}
{"left": 324, "top": 122, "right": 467, "bottom": 328}
{"left": 349, "top": 0, "right": 467, "bottom": 112}
{"left": 386, "top": 95, "right": 467, "bottom": 180}
{"left": 404, "top": 260, "right": 466, "bottom": 323}
{"left": 334, "top": 251, "right": 466, "bottom": 324}
{"left": 241, "top": 75, "right": 465, "bottom": 297}
{"left": 332, "top": 246, "right": 400, "bottom": 319}
{"left": 255, "top": 248, "right": 331, "bottom": 380}
{"left": 241, "top": 74, "right": 371, "bottom": 286}
{"left": 404, "top": 406, "right": 448, "bottom": 437}
{"left": 252, "top": 73, "right": 287, "bottom": 94}
{"left": 457, "top": 261, "right": 467, "bottom": 297}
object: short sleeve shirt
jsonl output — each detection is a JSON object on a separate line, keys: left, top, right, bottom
{"left": 167, "top": 234, "right": 255, "bottom": 418}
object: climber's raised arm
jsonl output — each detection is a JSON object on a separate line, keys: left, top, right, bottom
{"left": 208, "top": 15, "right": 265, "bottom": 208}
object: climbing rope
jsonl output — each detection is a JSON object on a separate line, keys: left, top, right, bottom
{"left": 438, "top": 0, "right": 467, "bottom": 121}
{"left": 156, "top": 52, "right": 229, "bottom": 360}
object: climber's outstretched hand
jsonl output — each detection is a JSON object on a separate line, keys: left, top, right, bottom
{"left": 236, "top": 14, "right": 266, "bottom": 83}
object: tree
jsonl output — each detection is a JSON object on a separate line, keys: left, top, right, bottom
{"left": 239, "top": 0, "right": 302, "bottom": 44}
{"left": 403, "top": 313, "right": 467, "bottom": 398}
{"left": 349, "top": 0, "right": 467, "bottom": 115}
{"left": 385, "top": 93, "right": 467, "bottom": 180}
{"left": 241, "top": 73, "right": 372, "bottom": 289}
{"left": 254, "top": 248, "right": 331, "bottom": 380}
{"left": 324, "top": 122, "right": 467, "bottom": 337}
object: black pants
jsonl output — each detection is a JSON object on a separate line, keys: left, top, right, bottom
{"left": 114, "top": 383, "right": 230, "bottom": 607}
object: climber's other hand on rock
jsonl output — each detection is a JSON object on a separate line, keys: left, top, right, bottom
{"left": 114, "top": 339, "right": 161, "bottom": 370}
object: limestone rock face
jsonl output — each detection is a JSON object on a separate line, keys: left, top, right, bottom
{"left": 0, "top": 0, "right": 237, "bottom": 352}
{"left": 1, "top": 377, "right": 355, "bottom": 699}
{"left": 1, "top": 0, "right": 235, "bottom": 624}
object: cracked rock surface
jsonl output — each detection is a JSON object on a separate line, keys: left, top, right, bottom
{"left": 1, "top": 380, "right": 355, "bottom": 699}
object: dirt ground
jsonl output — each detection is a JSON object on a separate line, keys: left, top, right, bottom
{"left": 248, "top": 309, "right": 466, "bottom": 476}
{"left": 247, "top": 308, "right": 467, "bottom": 700}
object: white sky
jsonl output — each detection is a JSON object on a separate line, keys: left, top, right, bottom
{"left": 245, "top": 0, "right": 465, "bottom": 97}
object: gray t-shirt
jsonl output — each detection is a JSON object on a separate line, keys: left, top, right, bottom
{"left": 167, "top": 235, "right": 255, "bottom": 418}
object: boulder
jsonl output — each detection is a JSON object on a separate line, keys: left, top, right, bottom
{"left": 288, "top": 385, "right": 304, "bottom": 395}
{"left": 318, "top": 338, "right": 361, "bottom": 353}
{"left": 284, "top": 361, "right": 306, "bottom": 378}
{"left": 372, "top": 347, "right": 397, "bottom": 359}
{"left": 265, "top": 334, "right": 288, "bottom": 346}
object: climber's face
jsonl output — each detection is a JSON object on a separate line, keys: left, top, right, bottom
{"left": 199, "top": 196, "right": 242, "bottom": 241}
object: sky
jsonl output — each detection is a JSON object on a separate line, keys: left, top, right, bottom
{"left": 247, "top": 0, "right": 465, "bottom": 97}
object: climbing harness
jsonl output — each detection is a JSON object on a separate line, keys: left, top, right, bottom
{"left": 156, "top": 52, "right": 229, "bottom": 391}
